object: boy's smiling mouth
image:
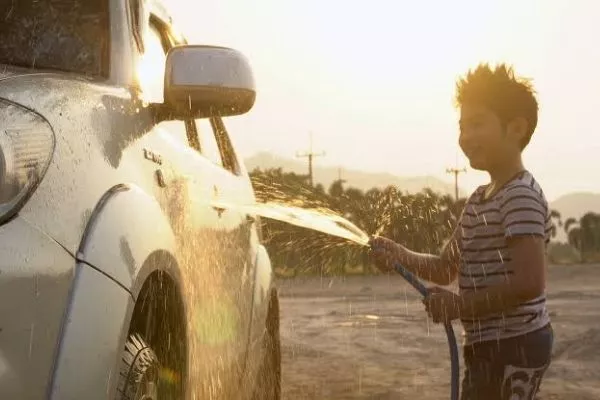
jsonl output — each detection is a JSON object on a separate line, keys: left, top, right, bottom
{"left": 462, "top": 145, "right": 482, "bottom": 160}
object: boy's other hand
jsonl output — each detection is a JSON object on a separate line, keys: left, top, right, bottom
{"left": 369, "top": 236, "right": 402, "bottom": 273}
{"left": 423, "top": 286, "right": 461, "bottom": 324}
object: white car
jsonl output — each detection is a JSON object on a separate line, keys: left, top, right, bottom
{"left": 0, "top": 1, "right": 280, "bottom": 399}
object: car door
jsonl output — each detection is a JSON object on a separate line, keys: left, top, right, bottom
{"left": 189, "top": 116, "right": 257, "bottom": 380}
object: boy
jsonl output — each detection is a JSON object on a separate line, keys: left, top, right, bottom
{"left": 370, "top": 63, "right": 553, "bottom": 400}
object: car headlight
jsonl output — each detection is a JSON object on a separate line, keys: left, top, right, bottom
{"left": 0, "top": 99, "right": 55, "bottom": 224}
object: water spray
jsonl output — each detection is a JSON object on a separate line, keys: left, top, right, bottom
{"left": 228, "top": 200, "right": 460, "bottom": 398}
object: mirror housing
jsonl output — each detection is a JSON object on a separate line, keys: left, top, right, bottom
{"left": 164, "top": 45, "right": 256, "bottom": 118}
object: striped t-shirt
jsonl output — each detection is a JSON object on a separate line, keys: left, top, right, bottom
{"left": 458, "top": 170, "right": 551, "bottom": 345}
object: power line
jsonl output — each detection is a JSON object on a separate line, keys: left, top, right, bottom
{"left": 296, "top": 132, "right": 325, "bottom": 186}
{"left": 446, "top": 167, "right": 467, "bottom": 202}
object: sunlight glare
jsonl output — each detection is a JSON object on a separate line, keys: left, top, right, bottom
{"left": 137, "top": 26, "right": 167, "bottom": 104}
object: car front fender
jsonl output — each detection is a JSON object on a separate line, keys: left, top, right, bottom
{"left": 48, "top": 263, "right": 134, "bottom": 400}
{"left": 76, "top": 183, "right": 180, "bottom": 297}
{"left": 50, "top": 184, "right": 182, "bottom": 399}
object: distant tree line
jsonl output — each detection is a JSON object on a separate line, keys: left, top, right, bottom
{"left": 560, "top": 213, "right": 600, "bottom": 262}
{"left": 250, "top": 168, "right": 600, "bottom": 275}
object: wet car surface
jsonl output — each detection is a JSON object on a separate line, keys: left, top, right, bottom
{"left": 0, "top": 1, "right": 279, "bottom": 399}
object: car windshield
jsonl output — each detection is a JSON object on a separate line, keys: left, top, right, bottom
{"left": 0, "top": 1, "right": 110, "bottom": 77}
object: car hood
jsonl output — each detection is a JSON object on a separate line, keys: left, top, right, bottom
{"left": 0, "top": 64, "right": 43, "bottom": 81}
{"left": 0, "top": 64, "right": 104, "bottom": 93}
{"left": 0, "top": 64, "right": 123, "bottom": 117}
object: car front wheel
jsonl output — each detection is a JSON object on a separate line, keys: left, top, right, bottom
{"left": 117, "top": 334, "right": 160, "bottom": 400}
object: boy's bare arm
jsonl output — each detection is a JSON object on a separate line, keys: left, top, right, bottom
{"left": 459, "top": 235, "right": 546, "bottom": 319}
{"left": 371, "top": 228, "right": 461, "bottom": 286}
{"left": 396, "top": 232, "right": 460, "bottom": 285}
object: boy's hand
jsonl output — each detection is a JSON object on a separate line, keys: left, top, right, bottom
{"left": 423, "top": 287, "right": 461, "bottom": 324}
{"left": 369, "top": 236, "right": 403, "bottom": 273}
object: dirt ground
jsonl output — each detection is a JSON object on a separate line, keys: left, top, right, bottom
{"left": 276, "top": 264, "right": 600, "bottom": 400}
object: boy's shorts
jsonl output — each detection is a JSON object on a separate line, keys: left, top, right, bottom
{"left": 461, "top": 324, "right": 554, "bottom": 400}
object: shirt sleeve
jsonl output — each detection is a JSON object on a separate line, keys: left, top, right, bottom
{"left": 500, "top": 185, "right": 548, "bottom": 238}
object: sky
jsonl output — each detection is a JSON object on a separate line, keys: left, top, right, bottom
{"left": 169, "top": 0, "right": 600, "bottom": 201}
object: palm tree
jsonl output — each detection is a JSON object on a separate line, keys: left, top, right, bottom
{"left": 549, "top": 209, "right": 562, "bottom": 239}
{"left": 564, "top": 217, "right": 578, "bottom": 234}
{"left": 579, "top": 212, "right": 600, "bottom": 259}
{"left": 564, "top": 217, "right": 582, "bottom": 259}
{"left": 563, "top": 213, "right": 600, "bottom": 262}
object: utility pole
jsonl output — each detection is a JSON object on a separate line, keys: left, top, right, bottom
{"left": 337, "top": 167, "right": 346, "bottom": 185}
{"left": 446, "top": 167, "right": 466, "bottom": 202}
{"left": 296, "top": 132, "right": 325, "bottom": 186}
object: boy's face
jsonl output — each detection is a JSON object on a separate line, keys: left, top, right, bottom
{"left": 458, "top": 104, "right": 523, "bottom": 172}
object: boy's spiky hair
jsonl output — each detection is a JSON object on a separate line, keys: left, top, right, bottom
{"left": 455, "top": 63, "right": 539, "bottom": 148}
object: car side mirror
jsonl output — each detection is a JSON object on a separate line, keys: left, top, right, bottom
{"left": 163, "top": 45, "right": 256, "bottom": 119}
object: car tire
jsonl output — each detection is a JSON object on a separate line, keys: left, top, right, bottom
{"left": 117, "top": 333, "right": 160, "bottom": 400}
{"left": 253, "top": 290, "right": 282, "bottom": 400}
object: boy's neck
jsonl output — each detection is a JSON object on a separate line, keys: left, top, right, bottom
{"left": 486, "top": 157, "right": 525, "bottom": 193}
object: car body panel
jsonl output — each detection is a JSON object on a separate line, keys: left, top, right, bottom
{"left": 0, "top": 217, "right": 75, "bottom": 400}
{"left": 48, "top": 263, "right": 133, "bottom": 400}
{"left": 239, "top": 243, "right": 274, "bottom": 392}
{"left": 252, "top": 244, "right": 274, "bottom": 337}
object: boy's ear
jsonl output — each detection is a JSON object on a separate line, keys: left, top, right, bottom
{"left": 506, "top": 117, "right": 528, "bottom": 145}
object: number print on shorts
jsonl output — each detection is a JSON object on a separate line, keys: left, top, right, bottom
{"left": 501, "top": 364, "right": 548, "bottom": 400}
